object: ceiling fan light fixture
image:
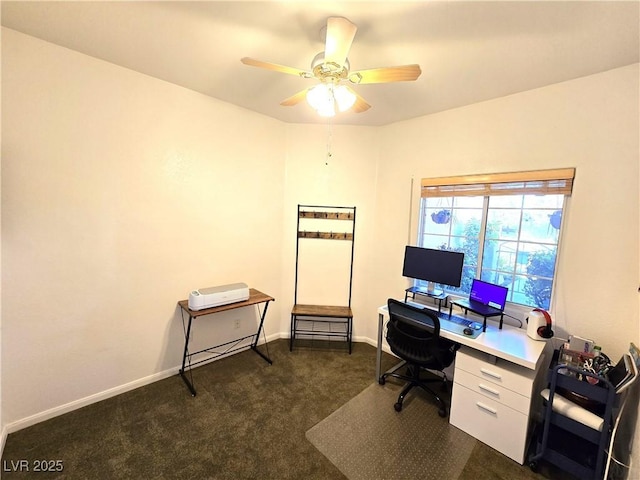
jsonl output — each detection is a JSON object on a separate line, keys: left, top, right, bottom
{"left": 333, "top": 85, "right": 356, "bottom": 112}
{"left": 306, "top": 83, "right": 356, "bottom": 117}
{"left": 307, "top": 84, "right": 335, "bottom": 117}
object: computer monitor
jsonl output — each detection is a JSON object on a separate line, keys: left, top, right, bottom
{"left": 402, "top": 246, "right": 464, "bottom": 295}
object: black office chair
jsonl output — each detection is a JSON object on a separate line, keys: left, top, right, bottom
{"left": 379, "top": 298, "right": 459, "bottom": 417}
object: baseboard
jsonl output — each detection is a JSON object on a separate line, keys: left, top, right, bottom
{"left": 5, "top": 366, "right": 181, "bottom": 435}
{"left": 1, "top": 424, "right": 8, "bottom": 459}
{"left": 4, "top": 331, "right": 380, "bottom": 436}
{"left": 5, "top": 331, "right": 285, "bottom": 435}
{"left": 358, "top": 334, "right": 393, "bottom": 355}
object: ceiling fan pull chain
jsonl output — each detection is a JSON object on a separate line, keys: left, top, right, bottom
{"left": 326, "top": 118, "right": 333, "bottom": 166}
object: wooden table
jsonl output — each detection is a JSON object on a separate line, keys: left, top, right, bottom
{"left": 177, "top": 288, "right": 274, "bottom": 396}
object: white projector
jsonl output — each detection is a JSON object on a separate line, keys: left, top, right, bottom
{"left": 188, "top": 282, "right": 250, "bottom": 310}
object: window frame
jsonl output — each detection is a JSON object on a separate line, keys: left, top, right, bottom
{"left": 416, "top": 168, "right": 575, "bottom": 314}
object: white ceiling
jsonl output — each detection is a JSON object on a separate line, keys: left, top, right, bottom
{"left": 2, "top": 1, "right": 639, "bottom": 126}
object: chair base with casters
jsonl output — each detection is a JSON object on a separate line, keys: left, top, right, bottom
{"left": 379, "top": 361, "right": 451, "bottom": 417}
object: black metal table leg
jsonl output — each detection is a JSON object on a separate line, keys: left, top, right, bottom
{"left": 179, "top": 314, "right": 197, "bottom": 396}
{"left": 251, "top": 300, "right": 273, "bottom": 364}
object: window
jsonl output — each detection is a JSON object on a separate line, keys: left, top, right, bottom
{"left": 417, "top": 168, "right": 575, "bottom": 310}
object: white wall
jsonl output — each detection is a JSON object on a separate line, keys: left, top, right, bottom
{"left": 1, "top": 28, "right": 286, "bottom": 428}
{"left": 280, "top": 124, "right": 379, "bottom": 340}
{"left": 375, "top": 64, "right": 639, "bottom": 359}
{"left": 2, "top": 28, "right": 639, "bottom": 469}
{"left": 0, "top": 28, "right": 384, "bottom": 432}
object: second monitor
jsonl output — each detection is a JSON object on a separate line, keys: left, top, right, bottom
{"left": 402, "top": 245, "right": 464, "bottom": 296}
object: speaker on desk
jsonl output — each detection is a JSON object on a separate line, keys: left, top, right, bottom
{"left": 526, "top": 308, "right": 554, "bottom": 341}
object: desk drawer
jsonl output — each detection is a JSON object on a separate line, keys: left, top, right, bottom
{"left": 454, "top": 369, "right": 530, "bottom": 414}
{"left": 455, "top": 347, "right": 536, "bottom": 395}
{"left": 450, "top": 382, "right": 529, "bottom": 464}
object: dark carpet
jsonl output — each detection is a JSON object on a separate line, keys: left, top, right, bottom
{"left": 306, "top": 382, "right": 476, "bottom": 480}
{"left": 2, "top": 339, "right": 560, "bottom": 479}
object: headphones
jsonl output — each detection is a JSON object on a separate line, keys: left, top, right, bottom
{"left": 533, "top": 308, "right": 554, "bottom": 338}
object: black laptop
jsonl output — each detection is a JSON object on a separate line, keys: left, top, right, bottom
{"left": 457, "top": 279, "right": 509, "bottom": 316}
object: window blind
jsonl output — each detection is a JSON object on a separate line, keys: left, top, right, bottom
{"left": 421, "top": 168, "right": 575, "bottom": 198}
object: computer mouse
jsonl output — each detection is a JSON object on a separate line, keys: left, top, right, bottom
{"left": 463, "top": 327, "right": 474, "bottom": 336}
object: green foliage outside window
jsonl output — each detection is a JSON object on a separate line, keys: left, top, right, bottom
{"left": 524, "top": 250, "right": 556, "bottom": 310}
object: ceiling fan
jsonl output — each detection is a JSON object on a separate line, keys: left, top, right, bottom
{"left": 241, "top": 17, "right": 422, "bottom": 117}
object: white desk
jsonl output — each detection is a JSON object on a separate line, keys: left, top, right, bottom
{"left": 376, "top": 303, "right": 549, "bottom": 464}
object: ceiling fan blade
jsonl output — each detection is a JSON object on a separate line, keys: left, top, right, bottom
{"left": 280, "top": 88, "right": 310, "bottom": 107}
{"left": 241, "top": 57, "right": 309, "bottom": 77}
{"left": 345, "top": 86, "right": 371, "bottom": 113}
{"left": 349, "top": 64, "right": 422, "bottom": 84}
{"left": 324, "top": 17, "right": 357, "bottom": 67}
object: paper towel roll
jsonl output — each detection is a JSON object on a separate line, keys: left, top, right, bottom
{"left": 540, "top": 388, "right": 604, "bottom": 432}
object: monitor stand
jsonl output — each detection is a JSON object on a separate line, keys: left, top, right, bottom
{"left": 405, "top": 284, "right": 447, "bottom": 312}
{"left": 422, "top": 282, "right": 443, "bottom": 297}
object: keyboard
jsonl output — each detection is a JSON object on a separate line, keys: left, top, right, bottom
{"left": 404, "top": 300, "right": 482, "bottom": 335}
{"left": 443, "top": 314, "right": 473, "bottom": 327}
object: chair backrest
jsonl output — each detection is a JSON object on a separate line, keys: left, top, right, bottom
{"left": 387, "top": 298, "right": 441, "bottom": 337}
{"left": 387, "top": 298, "right": 451, "bottom": 367}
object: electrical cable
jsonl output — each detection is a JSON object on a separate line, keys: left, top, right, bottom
{"left": 604, "top": 386, "right": 634, "bottom": 478}
{"left": 502, "top": 312, "right": 523, "bottom": 327}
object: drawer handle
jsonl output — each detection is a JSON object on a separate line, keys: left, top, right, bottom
{"left": 479, "top": 383, "right": 500, "bottom": 396}
{"left": 476, "top": 402, "right": 497, "bottom": 415}
{"left": 480, "top": 368, "right": 502, "bottom": 380}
